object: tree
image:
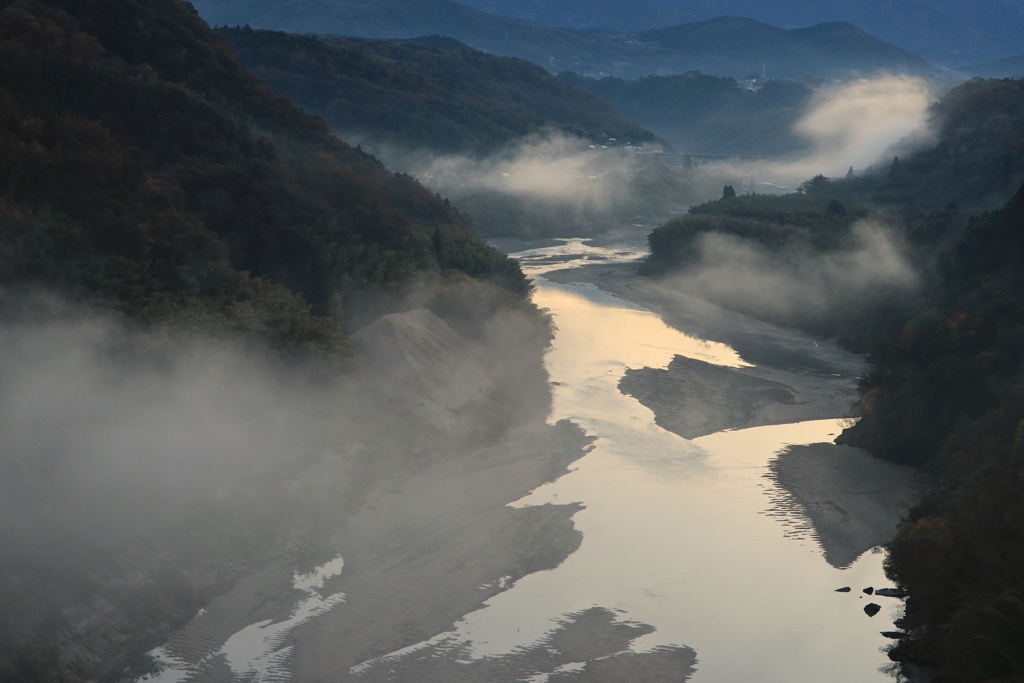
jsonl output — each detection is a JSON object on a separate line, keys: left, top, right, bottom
{"left": 722, "top": 184, "right": 736, "bottom": 199}
{"left": 826, "top": 198, "right": 846, "bottom": 215}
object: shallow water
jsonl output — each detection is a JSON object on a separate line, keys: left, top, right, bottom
{"left": 142, "top": 236, "right": 901, "bottom": 683}
{"left": 357, "top": 237, "right": 899, "bottom": 681}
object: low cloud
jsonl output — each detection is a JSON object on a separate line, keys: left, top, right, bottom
{"left": 719, "top": 75, "right": 936, "bottom": 190}
{"left": 666, "top": 221, "right": 918, "bottom": 322}
{"left": 0, "top": 315, "right": 347, "bottom": 547}
{"left": 407, "top": 132, "right": 636, "bottom": 210}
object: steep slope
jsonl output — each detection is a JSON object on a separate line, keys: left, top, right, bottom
{"left": 0, "top": 0, "right": 529, "bottom": 358}
{"left": 633, "top": 76, "right": 1024, "bottom": 681}
{"left": 855, "top": 186, "right": 1024, "bottom": 682}
{"left": 218, "top": 27, "right": 659, "bottom": 155}
{"left": 191, "top": 0, "right": 936, "bottom": 79}
{"left": 0, "top": 0, "right": 558, "bottom": 679}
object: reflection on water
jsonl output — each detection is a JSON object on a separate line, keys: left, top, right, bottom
{"left": 360, "top": 238, "right": 897, "bottom": 682}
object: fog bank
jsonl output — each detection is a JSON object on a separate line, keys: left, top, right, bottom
{"left": 718, "top": 75, "right": 937, "bottom": 191}
{"left": 664, "top": 221, "right": 918, "bottom": 322}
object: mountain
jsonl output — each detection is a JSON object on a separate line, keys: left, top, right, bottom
{"left": 634, "top": 77, "right": 1024, "bottom": 680}
{"left": 459, "top": 0, "right": 700, "bottom": 30}
{"left": 0, "top": 0, "right": 556, "bottom": 678}
{"left": 560, "top": 71, "right": 813, "bottom": 156}
{"left": 191, "top": 0, "right": 936, "bottom": 79}
{"left": 959, "top": 54, "right": 1024, "bottom": 79}
{"left": 0, "top": 0, "right": 532, "bottom": 360}
{"left": 631, "top": 18, "right": 932, "bottom": 81}
{"left": 217, "top": 27, "right": 660, "bottom": 154}
{"left": 454, "top": 0, "right": 1016, "bottom": 67}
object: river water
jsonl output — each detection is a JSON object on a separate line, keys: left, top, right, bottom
{"left": 142, "top": 235, "right": 902, "bottom": 683}
{"left": 358, "top": 236, "right": 900, "bottom": 682}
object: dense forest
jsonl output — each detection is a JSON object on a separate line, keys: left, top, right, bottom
{"left": 642, "top": 76, "right": 1024, "bottom": 681}
{"left": 217, "top": 27, "right": 659, "bottom": 156}
{"left": 208, "top": 26, "right": 706, "bottom": 241}
{"left": 560, "top": 71, "right": 814, "bottom": 156}
{"left": 0, "top": 0, "right": 539, "bottom": 358}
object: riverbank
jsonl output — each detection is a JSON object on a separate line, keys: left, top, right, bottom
{"left": 767, "top": 443, "right": 926, "bottom": 568}
{"left": 544, "top": 261, "right": 923, "bottom": 569}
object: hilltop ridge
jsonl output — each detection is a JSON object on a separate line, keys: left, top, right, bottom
{"left": 192, "top": 0, "right": 936, "bottom": 79}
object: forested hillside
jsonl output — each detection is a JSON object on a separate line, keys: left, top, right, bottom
{"left": 0, "top": 0, "right": 530, "bottom": 360}
{"left": 560, "top": 71, "right": 813, "bottom": 156}
{"left": 217, "top": 27, "right": 659, "bottom": 155}
{"left": 641, "top": 76, "right": 1024, "bottom": 681}
{"left": 0, "top": 1, "right": 555, "bottom": 679}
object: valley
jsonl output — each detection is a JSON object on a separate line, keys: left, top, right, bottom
{"left": 1, "top": 0, "right": 1023, "bottom": 681}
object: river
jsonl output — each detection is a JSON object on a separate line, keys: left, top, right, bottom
{"left": 142, "top": 233, "right": 909, "bottom": 683}
{"left": 351, "top": 235, "right": 904, "bottom": 681}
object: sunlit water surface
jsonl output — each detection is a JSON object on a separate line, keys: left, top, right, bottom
{"left": 367, "top": 237, "right": 899, "bottom": 682}
{"left": 144, "top": 237, "right": 900, "bottom": 683}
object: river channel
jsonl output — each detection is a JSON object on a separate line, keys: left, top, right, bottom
{"left": 360, "top": 235, "right": 902, "bottom": 682}
{"left": 142, "top": 234, "right": 909, "bottom": 683}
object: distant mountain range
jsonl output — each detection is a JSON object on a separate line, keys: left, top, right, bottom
{"left": 959, "top": 54, "right": 1024, "bottom": 79}
{"left": 192, "top": 0, "right": 935, "bottom": 79}
{"left": 455, "top": 0, "right": 1023, "bottom": 66}
{"left": 217, "top": 28, "right": 659, "bottom": 154}
{"left": 560, "top": 71, "right": 814, "bottom": 157}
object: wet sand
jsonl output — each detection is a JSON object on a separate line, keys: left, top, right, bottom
{"left": 620, "top": 354, "right": 857, "bottom": 440}
{"left": 765, "top": 444, "right": 926, "bottom": 568}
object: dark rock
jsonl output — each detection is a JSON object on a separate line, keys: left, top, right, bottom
{"left": 875, "top": 587, "right": 907, "bottom": 598}
{"left": 881, "top": 631, "right": 906, "bottom": 639}
{"left": 863, "top": 587, "right": 874, "bottom": 595}
{"left": 835, "top": 586, "right": 851, "bottom": 592}
{"left": 864, "top": 603, "right": 881, "bottom": 617}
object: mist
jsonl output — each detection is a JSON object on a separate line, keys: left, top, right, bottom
{"left": 721, "top": 74, "right": 936, "bottom": 190}
{"left": 0, "top": 313, "right": 349, "bottom": 549}
{"left": 411, "top": 133, "right": 630, "bottom": 210}
{"left": 358, "top": 75, "right": 938, "bottom": 239}
{"left": 366, "top": 132, "right": 728, "bottom": 237}
{"left": 0, "top": 287, "right": 554, "bottom": 558}
{"left": 662, "top": 220, "right": 918, "bottom": 324}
